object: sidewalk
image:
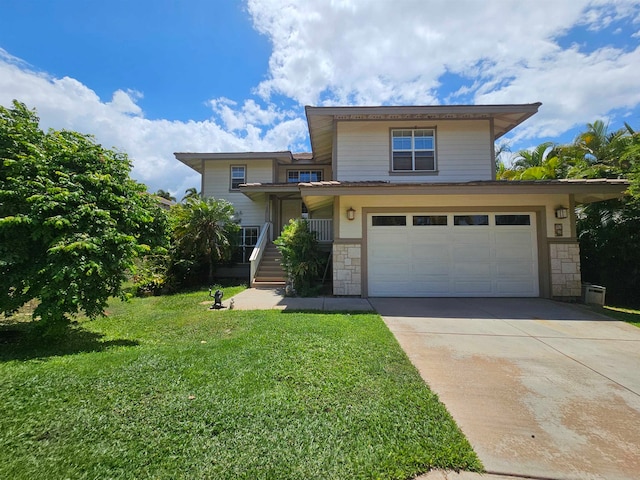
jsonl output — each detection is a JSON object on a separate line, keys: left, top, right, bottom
{"left": 217, "top": 287, "right": 374, "bottom": 312}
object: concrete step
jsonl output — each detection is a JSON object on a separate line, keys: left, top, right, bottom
{"left": 259, "top": 266, "right": 285, "bottom": 273}
{"left": 253, "top": 277, "right": 287, "bottom": 284}
{"left": 251, "top": 280, "right": 286, "bottom": 287}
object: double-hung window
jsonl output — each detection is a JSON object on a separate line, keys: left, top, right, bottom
{"left": 391, "top": 129, "right": 436, "bottom": 172}
{"left": 287, "top": 170, "right": 323, "bottom": 183}
{"left": 230, "top": 166, "right": 246, "bottom": 190}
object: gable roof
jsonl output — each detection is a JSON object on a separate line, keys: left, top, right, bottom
{"left": 305, "top": 103, "right": 542, "bottom": 164}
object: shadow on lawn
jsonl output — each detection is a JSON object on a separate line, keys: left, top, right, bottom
{"left": 0, "top": 322, "right": 139, "bottom": 362}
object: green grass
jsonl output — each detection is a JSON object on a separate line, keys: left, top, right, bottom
{"left": 600, "top": 305, "right": 640, "bottom": 327}
{"left": 0, "top": 289, "right": 481, "bottom": 479}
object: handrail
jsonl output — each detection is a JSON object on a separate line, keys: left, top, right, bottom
{"left": 249, "top": 222, "right": 272, "bottom": 285}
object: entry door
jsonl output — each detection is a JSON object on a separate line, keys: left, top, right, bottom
{"left": 280, "top": 199, "right": 301, "bottom": 231}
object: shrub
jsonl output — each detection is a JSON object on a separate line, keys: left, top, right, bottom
{"left": 274, "top": 219, "right": 325, "bottom": 296}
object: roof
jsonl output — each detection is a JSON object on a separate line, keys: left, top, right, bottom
{"left": 239, "top": 178, "right": 629, "bottom": 208}
{"left": 305, "top": 103, "right": 542, "bottom": 163}
{"left": 174, "top": 150, "right": 320, "bottom": 173}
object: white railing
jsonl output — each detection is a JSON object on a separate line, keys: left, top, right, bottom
{"left": 249, "top": 222, "right": 272, "bottom": 285}
{"left": 307, "top": 219, "right": 333, "bottom": 242}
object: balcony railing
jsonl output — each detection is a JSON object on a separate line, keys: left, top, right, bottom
{"left": 307, "top": 218, "right": 333, "bottom": 242}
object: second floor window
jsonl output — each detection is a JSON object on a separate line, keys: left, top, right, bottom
{"left": 287, "top": 170, "right": 323, "bottom": 183}
{"left": 391, "top": 129, "right": 436, "bottom": 172}
{"left": 231, "top": 166, "right": 246, "bottom": 190}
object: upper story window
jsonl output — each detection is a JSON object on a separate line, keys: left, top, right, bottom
{"left": 287, "top": 170, "right": 323, "bottom": 183}
{"left": 230, "top": 166, "right": 246, "bottom": 190}
{"left": 391, "top": 129, "right": 436, "bottom": 172}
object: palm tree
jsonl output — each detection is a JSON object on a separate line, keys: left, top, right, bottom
{"left": 171, "top": 198, "right": 239, "bottom": 284}
{"left": 501, "top": 142, "right": 566, "bottom": 180}
{"left": 512, "top": 142, "right": 557, "bottom": 170}
{"left": 155, "top": 189, "right": 176, "bottom": 201}
{"left": 181, "top": 187, "right": 200, "bottom": 204}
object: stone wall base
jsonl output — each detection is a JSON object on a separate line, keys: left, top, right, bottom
{"left": 550, "top": 242, "right": 582, "bottom": 299}
{"left": 333, "top": 243, "right": 361, "bottom": 296}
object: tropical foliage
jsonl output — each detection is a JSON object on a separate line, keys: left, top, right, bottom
{"left": 274, "top": 219, "right": 326, "bottom": 296}
{"left": 0, "top": 101, "right": 168, "bottom": 334}
{"left": 500, "top": 120, "right": 640, "bottom": 306}
{"left": 166, "top": 197, "right": 240, "bottom": 287}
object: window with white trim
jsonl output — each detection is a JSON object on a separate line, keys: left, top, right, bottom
{"left": 391, "top": 129, "right": 436, "bottom": 171}
{"left": 287, "top": 170, "right": 323, "bottom": 183}
{"left": 230, "top": 166, "right": 246, "bottom": 190}
{"left": 235, "top": 226, "right": 259, "bottom": 263}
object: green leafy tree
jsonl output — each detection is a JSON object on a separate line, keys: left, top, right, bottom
{"left": 498, "top": 120, "right": 640, "bottom": 305}
{"left": 167, "top": 197, "right": 239, "bottom": 286}
{"left": 0, "top": 101, "right": 168, "bottom": 334}
{"left": 274, "top": 219, "right": 325, "bottom": 296}
{"left": 498, "top": 142, "right": 567, "bottom": 180}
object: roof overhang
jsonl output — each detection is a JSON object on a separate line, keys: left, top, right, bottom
{"left": 174, "top": 151, "right": 296, "bottom": 173}
{"left": 238, "top": 183, "right": 302, "bottom": 202}
{"left": 298, "top": 179, "right": 629, "bottom": 207}
{"left": 305, "top": 103, "right": 542, "bottom": 164}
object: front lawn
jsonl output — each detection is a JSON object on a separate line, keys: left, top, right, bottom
{"left": 0, "top": 289, "right": 481, "bottom": 479}
{"left": 601, "top": 305, "right": 640, "bottom": 327}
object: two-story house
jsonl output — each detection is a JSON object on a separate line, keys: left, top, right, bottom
{"left": 175, "top": 103, "right": 628, "bottom": 300}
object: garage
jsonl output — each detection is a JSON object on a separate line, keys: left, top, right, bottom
{"left": 367, "top": 212, "right": 539, "bottom": 297}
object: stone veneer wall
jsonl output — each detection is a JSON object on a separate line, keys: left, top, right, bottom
{"left": 550, "top": 242, "right": 582, "bottom": 298}
{"left": 333, "top": 243, "right": 361, "bottom": 296}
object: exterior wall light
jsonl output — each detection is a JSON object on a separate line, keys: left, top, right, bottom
{"left": 346, "top": 207, "right": 356, "bottom": 221}
{"left": 555, "top": 206, "right": 568, "bottom": 219}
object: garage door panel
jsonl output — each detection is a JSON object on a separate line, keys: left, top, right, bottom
{"left": 368, "top": 212, "right": 538, "bottom": 297}
{"left": 454, "top": 281, "right": 493, "bottom": 295}
{"left": 496, "top": 279, "right": 536, "bottom": 295}
{"left": 369, "top": 244, "right": 408, "bottom": 259}
{"left": 453, "top": 245, "right": 491, "bottom": 261}
{"left": 497, "top": 246, "right": 533, "bottom": 261}
{"left": 412, "top": 263, "right": 450, "bottom": 275}
{"left": 453, "top": 263, "right": 492, "bottom": 276}
{"left": 495, "top": 230, "right": 532, "bottom": 243}
{"left": 369, "top": 263, "right": 408, "bottom": 277}
{"left": 497, "top": 263, "right": 534, "bottom": 275}
{"left": 412, "top": 280, "right": 451, "bottom": 295}
{"left": 453, "top": 231, "right": 491, "bottom": 244}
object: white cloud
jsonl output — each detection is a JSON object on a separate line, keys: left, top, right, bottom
{"left": 247, "top": 0, "right": 640, "bottom": 142}
{"left": 108, "top": 89, "right": 143, "bottom": 116}
{"left": 0, "top": 49, "right": 308, "bottom": 197}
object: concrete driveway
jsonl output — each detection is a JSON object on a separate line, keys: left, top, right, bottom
{"left": 369, "top": 298, "right": 640, "bottom": 480}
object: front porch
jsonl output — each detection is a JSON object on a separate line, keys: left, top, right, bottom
{"left": 249, "top": 219, "right": 333, "bottom": 287}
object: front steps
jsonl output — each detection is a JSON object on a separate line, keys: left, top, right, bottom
{"left": 252, "top": 243, "right": 287, "bottom": 287}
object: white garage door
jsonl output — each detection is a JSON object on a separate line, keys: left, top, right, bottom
{"left": 367, "top": 212, "right": 539, "bottom": 297}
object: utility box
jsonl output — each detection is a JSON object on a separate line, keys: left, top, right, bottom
{"left": 584, "top": 284, "right": 606, "bottom": 306}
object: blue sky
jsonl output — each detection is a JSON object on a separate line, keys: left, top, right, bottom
{"left": 1, "top": 0, "right": 639, "bottom": 197}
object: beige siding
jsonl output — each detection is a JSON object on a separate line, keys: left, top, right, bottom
{"left": 275, "top": 165, "right": 332, "bottom": 183}
{"left": 309, "top": 204, "right": 333, "bottom": 219}
{"left": 336, "top": 120, "right": 492, "bottom": 182}
{"left": 202, "top": 159, "right": 272, "bottom": 226}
